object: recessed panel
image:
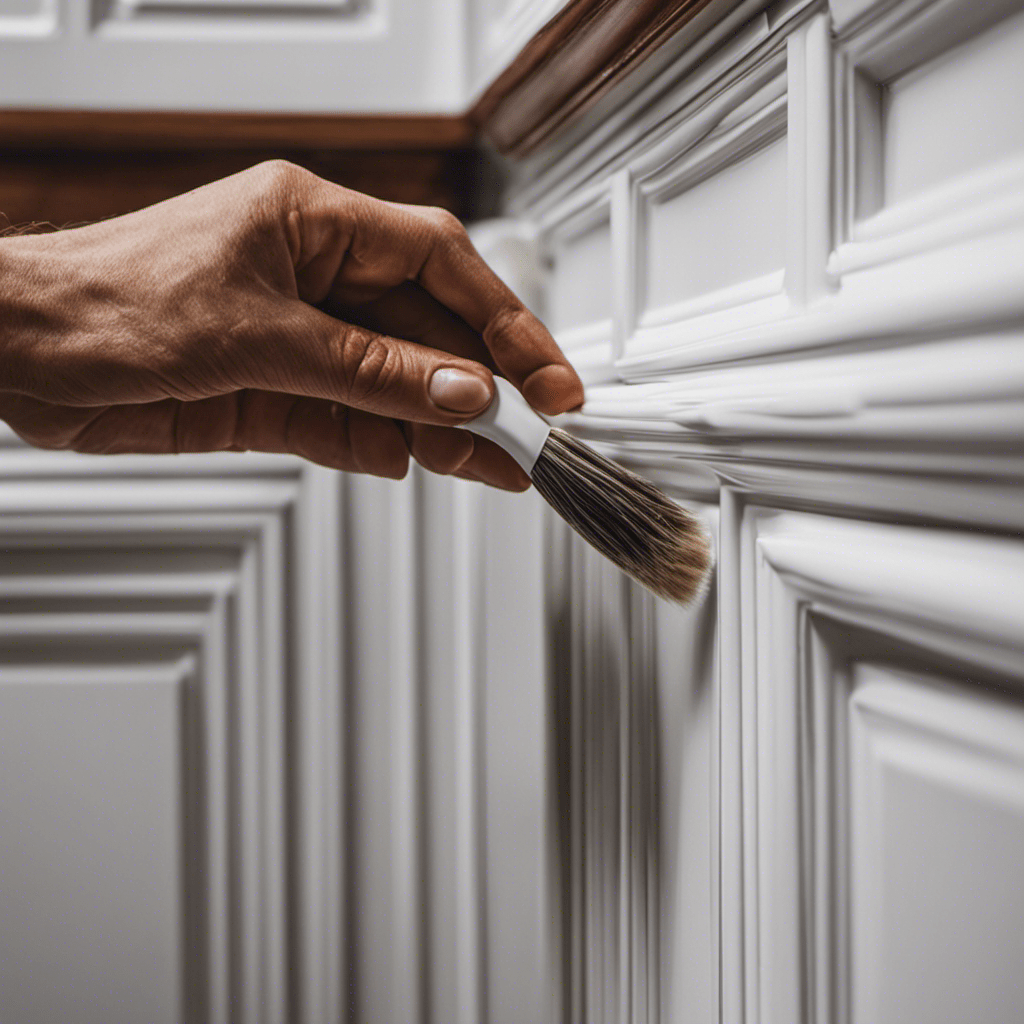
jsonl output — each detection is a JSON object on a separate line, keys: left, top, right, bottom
{"left": 883, "top": 7, "right": 1024, "bottom": 205}
{"left": 644, "top": 138, "right": 786, "bottom": 314}
{"left": 849, "top": 666, "right": 1024, "bottom": 1024}
{"left": 0, "top": 671, "right": 185, "bottom": 1024}
{"left": 547, "top": 215, "right": 613, "bottom": 333}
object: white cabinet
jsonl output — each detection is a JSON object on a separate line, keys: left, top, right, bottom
{"left": 0, "top": 0, "right": 467, "bottom": 112}
{"left": 1, "top": 0, "right": 1023, "bottom": 1021}
{"left": 500, "top": 0, "right": 1024, "bottom": 1020}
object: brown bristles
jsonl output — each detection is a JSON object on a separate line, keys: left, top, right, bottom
{"left": 530, "top": 428, "right": 712, "bottom": 604}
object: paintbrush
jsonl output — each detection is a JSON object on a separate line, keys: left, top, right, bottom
{"left": 460, "top": 378, "right": 712, "bottom": 604}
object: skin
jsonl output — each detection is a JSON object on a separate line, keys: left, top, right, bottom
{"left": 0, "top": 160, "right": 584, "bottom": 491}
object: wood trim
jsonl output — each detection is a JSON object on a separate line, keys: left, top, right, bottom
{"left": 0, "top": 110, "right": 475, "bottom": 152}
{"left": 0, "top": 149, "right": 478, "bottom": 228}
{"left": 0, "top": 112, "right": 479, "bottom": 227}
{"left": 470, "top": 0, "right": 723, "bottom": 157}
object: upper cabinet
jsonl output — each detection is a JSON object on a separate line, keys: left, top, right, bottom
{"left": 0, "top": 0, "right": 470, "bottom": 112}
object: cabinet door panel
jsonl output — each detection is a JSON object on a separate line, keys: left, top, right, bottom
{"left": 849, "top": 665, "right": 1024, "bottom": 1024}
{"left": 0, "top": 672, "right": 185, "bottom": 1024}
{"left": 882, "top": 7, "right": 1024, "bottom": 205}
{"left": 746, "top": 510, "right": 1024, "bottom": 1024}
{"left": 644, "top": 138, "right": 787, "bottom": 312}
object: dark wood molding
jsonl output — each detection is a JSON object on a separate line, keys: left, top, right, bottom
{"left": 470, "top": 0, "right": 722, "bottom": 157}
{"left": 0, "top": 149, "right": 479, "bottom": 229}
{"left": 0, "top": 111, "right": 479, "bottom": 227}
{"left": 0, "top": 109, "right": 475, "bottom": 152}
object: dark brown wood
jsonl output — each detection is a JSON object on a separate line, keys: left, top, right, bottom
{"left": 470, "top": 0, "right": 722, "bottom": 157}
{"left": 0, "top": 109, "right": 475, "bottom": 152}
{"left": 0, "top": 148, "right": 478, "bottom": 229}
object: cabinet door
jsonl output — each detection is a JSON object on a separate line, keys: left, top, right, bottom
{"left": 0, "top": 443, "right": 348, "bottom": 1024}
{"left": 734, "top": 510, "right": 1024, "bottom": 1024}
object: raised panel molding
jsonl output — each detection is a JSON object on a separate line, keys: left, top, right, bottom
{"left": 722, "top": 507, "right": 1024, "bottom": 1024}
{"left": 831, "top": 0, "right": 1024, "bottom": 278}
{"left": 628, "top": 68, "right": 789, "bottom": 358}
{"left": 0, "top": 446, "right": 346, "bottom": 1024}
{"left": 496, "top": 2, "right": 1024, "bottom": 1023}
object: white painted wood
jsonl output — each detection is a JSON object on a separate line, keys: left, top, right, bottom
{"left": 293, "top": 467, "right": 346, "bottom": 1024}
{"left": 537, "top": 185, "right": 616, "bottom": 382}
{"left": 479, "top": 484, "right": 552, "bottom": 1024}
{"left": 849, "top": 666, "right": 1024, "bottom": 1024}
{"left": 654, "top": 506, "right": 718, "bottom": 1024}
{"left": 643, "top": 137, "right": 787, "bottom": 311}
{"left": 736, "top": 511, "right": 1024, "bottom": 1024}
{"left": 883, "top": 7, "right": 1024, "bottom": 204}
{"left": 0, "top": 0, "right": 468, "bottom": 112}
{"left": 388, "top": 473, "right": 422, "bottom": 1024}
{"left": 548, "top": 209, "right": 613, "bottom": 333}
{"left": 452, "top": 479, "right": 487, "bottom": 1024}
{"left": 0, "top": 664, "right": 189, "bottom": 1024}
{"left": 3, "top": 1, "right": 1023, "bottom": 1022}
{"left": 499, "top": 2, "right": 1024, "bottom": 1022}
{"left": 0, "top": 450, "right": 348, "bottom": 1024}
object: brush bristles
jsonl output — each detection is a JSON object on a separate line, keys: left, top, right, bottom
{"left": 530, "top": 429, "right": 712, "bottom": 604}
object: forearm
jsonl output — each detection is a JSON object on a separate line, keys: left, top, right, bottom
{"left": 0, "top": 234, "right": 67, "bottom": 397}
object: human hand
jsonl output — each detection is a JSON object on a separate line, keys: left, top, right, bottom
{"left": 0, "top": 160, "right": 583, "bottom": 490}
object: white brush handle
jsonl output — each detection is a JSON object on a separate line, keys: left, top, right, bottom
{"left": 458, "top": 376, "right": 552, "bottom": 474}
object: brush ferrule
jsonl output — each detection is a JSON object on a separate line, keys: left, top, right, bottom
{"left": 458, "top": 376, "right": 552, "bottom": 474}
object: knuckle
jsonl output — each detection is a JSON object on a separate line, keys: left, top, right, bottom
{"left": 249, "top": 160, "right": 313, "bottom": 209}
{"left": 423, "top": 206, "right": 467, "bottom": 244}
{"left": 339, "top": 328, "right": 402, "bottom": 404}
{"left": 483, "top": 304, "right": 528, "bottom": 358}
{"left": 255, "top": 158, "right": 305, "bottom": 187}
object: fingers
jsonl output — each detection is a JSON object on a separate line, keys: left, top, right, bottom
{"left": 288, "top": 178, "right": 584, "bottom": 415}
{"left": 233, "top": 299, "right": 497, "bottom": 427}
{"left": 334, "top": 280, "right": 498, "bottom": 371}
{"left": 405, "top": 423, "right": 530, "bottom": 491}
{"left": 0, "top": 388, "right": 529, "bottom": 490}
{"left": 0, "top": 391, "right": 409, "bottom": 479}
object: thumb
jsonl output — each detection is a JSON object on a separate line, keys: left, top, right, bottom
{"left": 237, "top": 300, "right": 496, "bottom": 426}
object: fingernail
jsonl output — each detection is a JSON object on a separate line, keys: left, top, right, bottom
{"left": 429, "top": 368, "right": 492, "bottom": 413}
